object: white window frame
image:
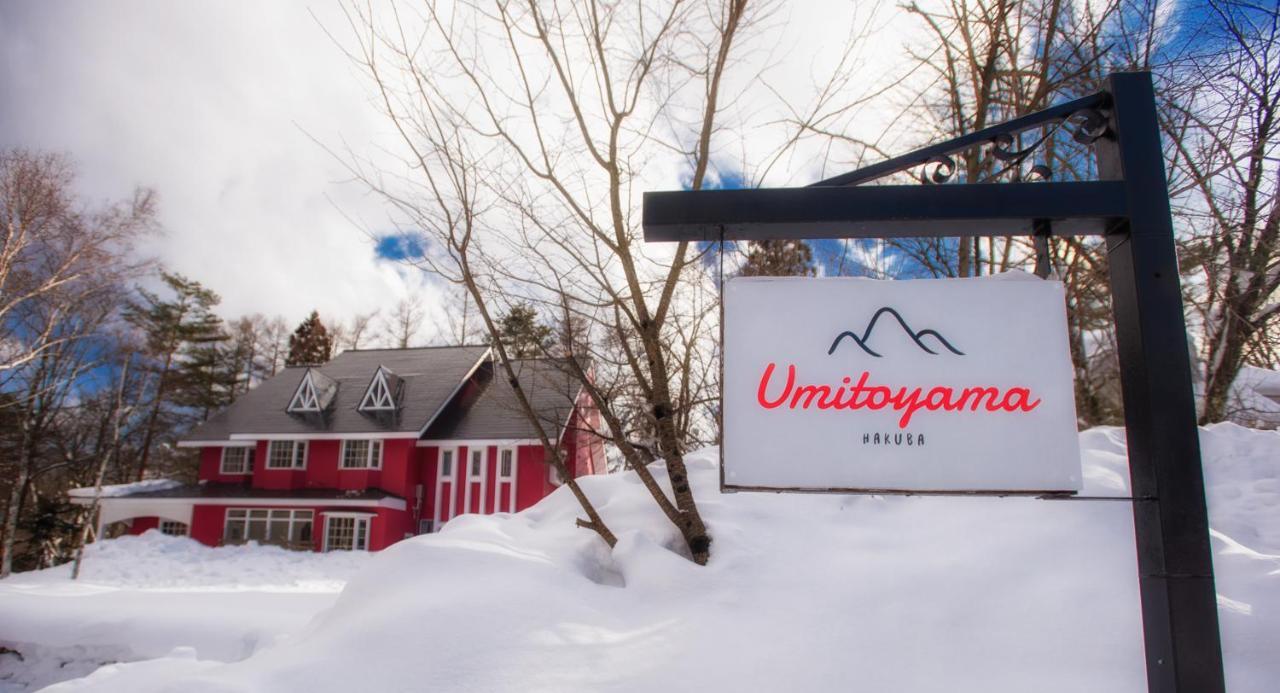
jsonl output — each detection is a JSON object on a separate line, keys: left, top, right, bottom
{"left": 340, "top": 439, "right": 383, "bottom": 470}
{"left": 219, "top": 446, "right": 255, "bottom": 475}
{"left": 288, "top": 371, "right": 322, "bottom": 412}
{"left": 433, "top": 447, "right": 458, "bottom": 528}
{"left": 266, "top": 440, "right": 307, "bottom": 470}
{"left": 223, "top": 508, "right": 314, "bottom": 547}
{"left": 464, "top": 447, "right": 489, "bottom": 515}
{"left": 323, "top": 512, "right": 373, "bottom": 552}
{"left": 359, "top": 368, "right": 398, "bottom": 412}
{"left": 159, "top": 520, "right": 188, "bottom": 537}
{"left": 495, "top": 446, "right": 518, "bottom": 513}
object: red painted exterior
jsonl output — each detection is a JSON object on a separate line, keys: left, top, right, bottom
{"left": 110, "top": 357, "right": 608, "bottom": 552}
{"left": 126, "top": 420, "right": 601, "bottom": 552}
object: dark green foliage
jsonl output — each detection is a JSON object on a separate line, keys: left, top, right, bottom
{"left": 287, "top": 311, "right": 333, "bottom": 366}
{"left": 738, "top": 240, "right": 816, "bottom": 277}
{"left": 496, "top": 303, "right": 553, "bottom": 358}
{"left": 125, "top": 272, "right": 230, "bottom": 422}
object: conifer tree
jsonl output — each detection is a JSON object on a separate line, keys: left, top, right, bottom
{"left": 286, "top": 311, "right": 333, "bottom": 366}
{"left": 496, "top": 303, "right": 553, "bottom": 358}
{"left": 124, "top": 272, "right": 227, "bottom": 480}
{"left": 738, "top": 240, "right": 817, "bottom": 277}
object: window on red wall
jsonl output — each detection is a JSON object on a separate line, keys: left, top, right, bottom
{"left": 220, "top": 447, "right": 254, "bottom": 475}
{"left": 266, "top": 441, "right": 307, "bottom": 469}
{"left": 499, "top": 449, "right": 514, "bottom": 478}
{"left": 224, "top": 509, "right": 313, "bottom": 549}
{"left": 340, "top": 439, "right": 383, "bottom": 469}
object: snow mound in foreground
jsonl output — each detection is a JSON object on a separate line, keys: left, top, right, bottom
{"left": 37, "top": 426, "right": 1280, "bottom": 693}
{"left": 9, "top": 531, "right": 372, "bottom": 591}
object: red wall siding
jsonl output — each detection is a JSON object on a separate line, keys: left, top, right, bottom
{"left": 187, "top": 503, "right": 412, "bottom": 551}
{"left": 191, "top": 505, "right": 227, "bottom": 546}
{"left": 518, "top": 444, "right": 553, "bottom": 511}
{"left": 197, "top": 446, "right": 255, "bottom": 485}
{"left": 127, "top": 517, "right": 159, "bottom": 535}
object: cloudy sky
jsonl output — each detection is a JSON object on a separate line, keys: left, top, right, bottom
{"left": 0, "top": 1, "right": 905, "bottom": 337}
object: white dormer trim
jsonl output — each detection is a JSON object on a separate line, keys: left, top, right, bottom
{"left": 288, "top": 369, "right": 336, "bottom": 414}
{"left": 360, "top": 366, "right": 399, "bottom": 412}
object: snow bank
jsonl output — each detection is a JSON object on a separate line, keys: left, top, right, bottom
{"left": 66, "top": 479, "right": 183, "bottom": 499}
{"left": 7, "top": 531, "right": 370, "bottom": 591}
{"left": 0, "top": 533, "right": 370, "bottom": 691}
{"left": 7, "top": 426, "right": 1279, "bottom": 693}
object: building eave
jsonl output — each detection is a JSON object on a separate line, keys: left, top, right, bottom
{"left": 69, "top": 496, "right": 407, "bottom": 511}
{"left": 416, "top": 346, "right": 493, "bottom": 438}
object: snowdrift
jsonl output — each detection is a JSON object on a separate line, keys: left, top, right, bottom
{"left": 12, "top": 425, "right": 1280, "bottom": 693}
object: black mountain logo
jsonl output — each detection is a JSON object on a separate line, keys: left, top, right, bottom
{"left": 827, "top": 307, "right": 965, "bottom": 357}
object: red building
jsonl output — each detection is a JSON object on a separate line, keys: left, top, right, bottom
{"left": 72, "top": 346, "right": 606, "bottom": 551}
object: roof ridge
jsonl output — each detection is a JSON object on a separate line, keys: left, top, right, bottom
{"left": 341, "top": 344, "right": 490, "bottom": 353}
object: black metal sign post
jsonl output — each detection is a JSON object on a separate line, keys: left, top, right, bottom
{"left": 642, "top": 71, "right": 1225, "bottom": 693}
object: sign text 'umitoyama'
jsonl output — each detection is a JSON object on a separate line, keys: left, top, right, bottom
{"left": 755, "top": 362, "right": 1041, "bottom": 429}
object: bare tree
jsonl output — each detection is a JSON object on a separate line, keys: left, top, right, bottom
{"left": 1162, "top": 1, "right": 1280, "bottom": 422}
{"left": 345, "top": 310, "right": 379, "bottom": 350}
{"left": 336, "top": 0, "right": 760, "bottom": 564}
{"left": 0, "top": 151, "right": 151, "bottom": 577}
{"left": 255, "top": 315, "right": 290, "bottom": 377}
{"left": 0, "top": 151, "right": 153, "bottom": 380}
{"left": 381, "top": 295, "right": 425, "bottom": 349}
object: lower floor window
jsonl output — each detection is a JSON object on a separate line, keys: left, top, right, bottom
{"left": 325, "top": 515, "right": 371, "bottom": 551}
{"left": 418, "top": 519, "right": 434, "bottom": 535}
{"left": 224, "top": 508, "right": 313, "bottom": 549}
{"left": 159, "top": 521, "right": 188, "bottom": 536}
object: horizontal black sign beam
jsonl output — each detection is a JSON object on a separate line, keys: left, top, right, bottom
{"left": 642, "top": 181, "right": 1127, "bottom": 242}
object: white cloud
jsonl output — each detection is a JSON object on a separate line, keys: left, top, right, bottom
{"left": 0, "top": 1, "right": 925, "bottom": 333}
{"left": 0, "top": 1, "right": 442, "bottom": 331}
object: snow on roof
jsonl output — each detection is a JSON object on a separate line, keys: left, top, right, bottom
{"left": 67, "top": 479, "right": 184, "bottom": 499}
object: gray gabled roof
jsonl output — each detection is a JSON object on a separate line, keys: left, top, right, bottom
{"left": 421, "top": 358, "right": 581, "bottom": 441}
{"left": 182, "top": 345, "right": 491, "bottom": 441}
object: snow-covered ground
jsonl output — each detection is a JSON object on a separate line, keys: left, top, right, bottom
{"left": 0, "top": 538, "right": 370, "bottom": 691}
{"left": 2, "top": 424, "right": 1277, "bottom": 692}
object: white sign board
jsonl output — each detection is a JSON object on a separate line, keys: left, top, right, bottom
{"left": 723, "top": 275, "right": 1081, "bottom": 493}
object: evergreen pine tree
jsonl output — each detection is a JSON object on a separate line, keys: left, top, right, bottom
{"left": 124, "top": 272, "right": 228, "bottom": 479}
{"left": 286, "top": 311, "right": 333, "bottom": 366}
{"left": 496, "top": 303, "right": 553, "bottom": 358}
{"left": 738, "top": 240, "right": 817, "bottom": 277}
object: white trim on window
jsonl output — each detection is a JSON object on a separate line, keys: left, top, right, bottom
{"left": 288, "top": 371, "right": 323, "bottom": 412}
{"left": 464, "top": 447, "right": 488, "bottom": 515}
{"left": 433, "top": 447, "right": 458, "bottom": 528}
{"left": 323, "top": 513, "right": 372, "bottom": 552}
{"left": 359, "top": 367, "right": 399, "bottom": 412}
{"left": 223, "top": 508, "right": 313, "bottom": 548}
{"left": 159, "top": 520, "right": 188, "bottom": 537}
{"left": 266, "top": 440, "right": 307, "bottom": 470}
{"left": 219, "top": 446, "right": 255, "bottom": 475}
{"left": 496, "top": 446, "right": 517, "bottom": 513}
{"left": 340, "top": 439, "right": 383, "bottom": 470}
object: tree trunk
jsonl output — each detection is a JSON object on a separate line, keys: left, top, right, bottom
{"left": 72, "top": 358, "right": 130, "bottom": 580}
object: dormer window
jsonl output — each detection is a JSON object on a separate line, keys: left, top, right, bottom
{"left": 359, "top": 366, "right": 402, "bottom": 413}
{"left": 288, "top": 369, "right": 338, "bottom": 414}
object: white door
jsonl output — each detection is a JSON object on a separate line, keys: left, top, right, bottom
{"left": 433, "top": 448, "right": 459, "bottom": 527}
{"left": 324, "top": 515, "right": 370, "bottom": 551}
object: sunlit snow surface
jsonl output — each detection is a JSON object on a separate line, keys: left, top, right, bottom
{"left": 2, "top": 424, "right": 1276, "bottom": 693}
